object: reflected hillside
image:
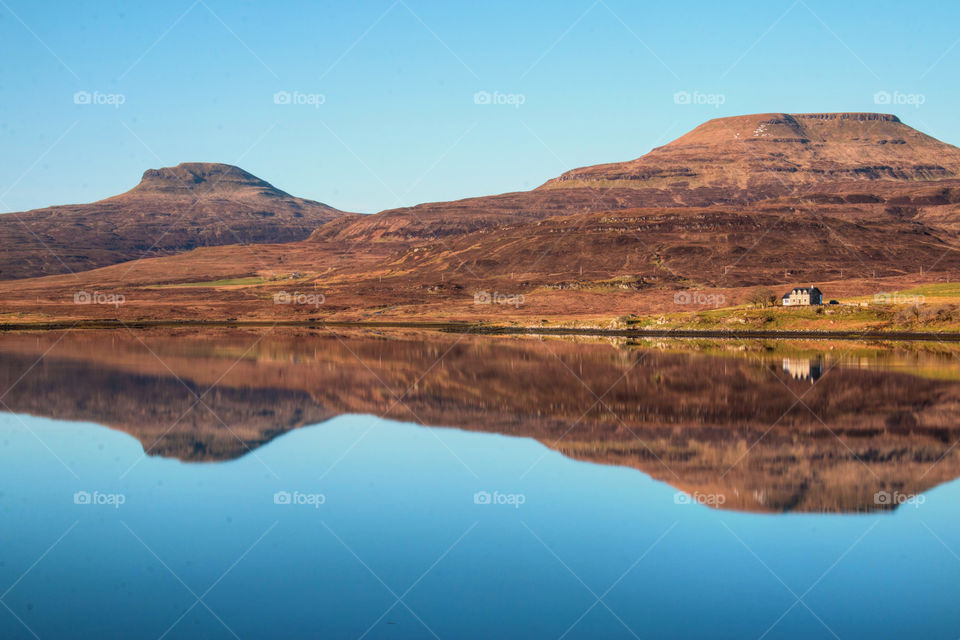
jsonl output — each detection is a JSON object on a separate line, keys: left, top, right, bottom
{"left": 1, "top": 329, "right": 959, "bottom": 513}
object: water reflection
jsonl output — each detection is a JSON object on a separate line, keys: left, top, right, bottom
{"left": 0, "top": 328, "right": 959, "bottom": 513}
{"left": 781, "top": 357, "right": 823, "bottom": 382}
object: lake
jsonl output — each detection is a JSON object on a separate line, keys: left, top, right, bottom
{"left": 1, "top": 328, "right": 958, "bottom": 639}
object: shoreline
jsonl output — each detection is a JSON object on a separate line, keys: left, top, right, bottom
{"left": 2, "top": 318, "right": 960, "bottom": 341}
{"left": 453, "top": 326, "right": 960, "bottom": 342}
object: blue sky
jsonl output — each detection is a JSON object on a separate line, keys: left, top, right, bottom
{"left": 1, "top": 0, "right": 958, "bottom": 213}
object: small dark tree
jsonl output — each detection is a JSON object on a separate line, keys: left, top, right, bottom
{"left": 747, "top": 286, "right": 775, "bottom": 308}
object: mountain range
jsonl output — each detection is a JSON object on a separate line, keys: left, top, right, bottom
{"left": 3, "top": 112, "right": 960, "bottom": 322}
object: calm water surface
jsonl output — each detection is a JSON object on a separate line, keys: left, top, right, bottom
{"left": 0, "top": 329, "right": 958, "bottom": 639}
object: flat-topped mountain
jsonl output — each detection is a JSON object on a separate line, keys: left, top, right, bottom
{"left": 314, "top": 113, "right": 960, "bottom": 245}
{"left": 0, "top": 162, "right": 350, "bottom": 280}
{"left": 294, "top": 114, "right": 960, "bottom": 295}
{"left": 542, "top": 113, "right": 960, "bottom": 195}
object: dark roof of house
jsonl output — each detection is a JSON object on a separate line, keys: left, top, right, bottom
{"left": 782, "top": 287, "right": 822, "bottom": 298}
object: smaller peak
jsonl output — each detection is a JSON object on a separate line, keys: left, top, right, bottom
{"left": 130, "top": 162, "right": 288, "bottom": 196}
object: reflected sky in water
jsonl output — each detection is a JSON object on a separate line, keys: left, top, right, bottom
{"left": 1, "top": 330, "right": 960, "bottom": 638}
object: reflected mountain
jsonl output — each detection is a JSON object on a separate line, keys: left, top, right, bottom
{"left": 1, "top": 329, "right": 958, "bottom": 513}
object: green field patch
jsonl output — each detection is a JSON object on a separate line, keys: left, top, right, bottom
{"left": 899, "top": 282, "right": 960, "bottom": 298}
{"left": 149, "top": 276, "right": 267, "bottom": 289}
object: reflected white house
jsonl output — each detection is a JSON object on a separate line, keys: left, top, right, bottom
{"left": 782, "top": 357, "right": 824, "bottom": 382}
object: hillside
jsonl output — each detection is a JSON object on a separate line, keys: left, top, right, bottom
{"left": 0, "top": 162, "right": 350, "bottom": 280}
{"left": 374, "top": 206, "right": 960, "bottom": 288}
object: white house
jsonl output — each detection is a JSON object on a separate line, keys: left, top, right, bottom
{"left": 781, "top": 286, "right": 823, "bottom": 306}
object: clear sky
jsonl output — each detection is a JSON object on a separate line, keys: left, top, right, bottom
{"left": 1, "top": 0, "right": 958, "bottom": 214}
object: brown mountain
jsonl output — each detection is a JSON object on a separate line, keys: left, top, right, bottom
{"left": 294, "top": 114, "right": 960, "bottom": 299}
{"left": 302, "top": 113, "right": 960, "bottom": 298}
{"left": 542, "top": 112, "right": 960, "bottom": 200}
{"left": 314, "top": 112, "right": 960, "bottom": 245}
{"left": 0, "top": 162, "right": 350, "bottom": 280}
